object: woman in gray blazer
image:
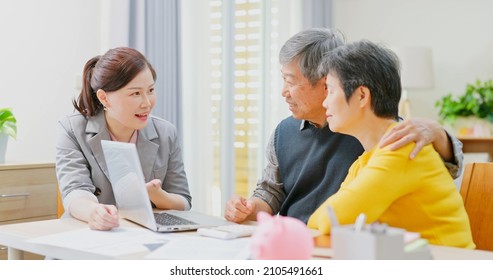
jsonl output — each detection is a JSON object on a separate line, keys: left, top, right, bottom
{"left": 56, "top": 47, "right": 191, "bottom": 231}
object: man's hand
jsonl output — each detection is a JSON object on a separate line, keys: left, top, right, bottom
{"left": 379, "top": 118, "right": 452, "bottom": 161}
{"left": 224, "top": 195, "right": 256, "bottom": 223}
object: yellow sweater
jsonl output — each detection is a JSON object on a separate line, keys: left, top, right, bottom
{"left": 307, "top": 133, "right": 475, "bottom": 249}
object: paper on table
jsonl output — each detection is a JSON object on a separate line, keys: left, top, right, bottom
{"left": 145, "top": 234, "right": 251, "bottom": 260}
{"left": 27, "top": 227, "right": 172, "bottom": 257}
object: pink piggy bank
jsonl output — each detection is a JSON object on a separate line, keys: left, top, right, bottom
{"left": 251, "top": 211, "right": 314, "bottom": 260}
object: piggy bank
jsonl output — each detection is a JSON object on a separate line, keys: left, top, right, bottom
{"left": 250, "top": 212, "right": 314, "bottom": 260}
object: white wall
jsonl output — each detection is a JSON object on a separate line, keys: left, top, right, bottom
{"left": 332, "top": 0, "right": 493, "bottom": 120}
{"left": 0, "top": 0, "right": 102, "bottom": 163}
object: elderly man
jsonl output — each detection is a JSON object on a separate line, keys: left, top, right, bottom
{"left": 224, "top": 28, "right": 462, "bottom": 224}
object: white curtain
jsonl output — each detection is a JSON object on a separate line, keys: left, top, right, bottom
{"left": 128, "top": 0, "right": 183, "bottom": 134}
{"left": 181, "top": 0, "right": 216, "bottom": 214}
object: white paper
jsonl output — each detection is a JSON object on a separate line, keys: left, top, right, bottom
{"left": 145, "top": 235, "right": 251, "bottom": 260}
{"left": 27, "top": 227, "right": 172, "bottom": 257}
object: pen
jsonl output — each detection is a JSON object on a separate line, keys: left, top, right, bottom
{"left": 354, "top": 213, "right": 366, "bottom": 232}
{"left": 326, "top": 206, "right": 340, "bottom": 227}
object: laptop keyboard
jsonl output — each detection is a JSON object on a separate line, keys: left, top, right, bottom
{"left": 154, "top": 212, "right": 198, "bottom": 226}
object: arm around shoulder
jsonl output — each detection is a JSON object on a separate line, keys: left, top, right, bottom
{"left": 379, "top": 118, "right": 463, "bottom": 178}
{"left": 442, "top": 130, "right": 463, "bottom": 179}
{"left": 425, "top": 121, "right": 463, "bottom": 178}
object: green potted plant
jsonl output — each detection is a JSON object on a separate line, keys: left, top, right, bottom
{"left": 0, "top": 107, "right": 17, "bottom": 163}
{"left": 435, "top": 79, "right": 493, "bottom": 137}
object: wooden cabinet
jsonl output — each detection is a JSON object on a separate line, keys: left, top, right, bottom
{"left": 458, "top": 137, "right": 493, "bottom": 161}
{"left": 0, "top": 163, "right": 58, "bottom": 259}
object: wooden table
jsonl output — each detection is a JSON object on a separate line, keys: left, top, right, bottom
{"left": 1, "top": 218, "right": 492, "bottom": 260}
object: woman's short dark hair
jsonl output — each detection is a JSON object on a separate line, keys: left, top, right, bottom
{"left": 321, "top": 40, "right": 401, "bottom": 120}
{"left": 73, "top": 47, "right": 156, "bottom": 116}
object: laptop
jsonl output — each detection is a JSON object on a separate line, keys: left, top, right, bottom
{"left": 101, "top": 140, "right": 233, "bottom": 232}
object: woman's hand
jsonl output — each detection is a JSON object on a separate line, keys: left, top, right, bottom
{"left": 88, "top": 203, "right": 119, "bottom": 231}
{"left": 146, "top": 179, "right": 163, "bottom": 194}
{"left": 145, "top": 179, "right": 186, "bottom": 210}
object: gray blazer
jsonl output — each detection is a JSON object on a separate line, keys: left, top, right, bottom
{"left": 56, "top": 111, "right": 191, "bottom": 212}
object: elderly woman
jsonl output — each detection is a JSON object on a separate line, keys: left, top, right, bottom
{"left": 308, "top": 40, "right": 474, "bottom": 248}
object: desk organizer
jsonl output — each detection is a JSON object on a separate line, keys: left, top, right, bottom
{"left": 331, "top": 224, "right": 432, "bottom": 260}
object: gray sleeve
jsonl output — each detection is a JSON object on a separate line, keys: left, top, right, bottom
{"left": 160, "top": 126, "right": 192, "bottom": 210}
{"left": 56, "top": 118, "right": 98, "bottom": 212}
{"left": 444, "top": 130, "right": 463, "bottom": 179}
{"left": 252, "top": 131, "right": 285, "bottom": 214}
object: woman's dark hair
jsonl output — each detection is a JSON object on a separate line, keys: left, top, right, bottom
{"left": 322, "top": 40, "right": 401, "bottom": 120}
{"left": 73, "top": 47, "right": 156, "bottom": 116}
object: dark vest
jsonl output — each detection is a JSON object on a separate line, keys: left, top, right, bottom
{"left": 275, "top": 117, "right": 364, "bottom": 223}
